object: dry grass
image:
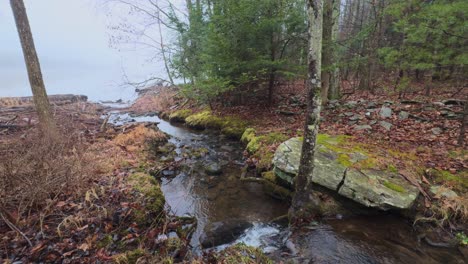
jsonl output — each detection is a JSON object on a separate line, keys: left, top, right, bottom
{"left": 0, "top": 126, "right": 93, "bottom": 216}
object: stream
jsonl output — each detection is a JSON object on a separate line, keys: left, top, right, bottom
{"left": 108, "top": 111, "right": 466, "bottom": 263}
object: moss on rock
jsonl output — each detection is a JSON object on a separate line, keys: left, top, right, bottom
{"left": 169, "top": 109, "right": 192, "bottom": 122}
{"left": 185, "top": 110, "right": 224, "bottom": 129}
{"left": 241, "top": 128, "right": 256, "bottom": 144}
{"left": 383, "top": 180, "right": 406, "bottom": 193}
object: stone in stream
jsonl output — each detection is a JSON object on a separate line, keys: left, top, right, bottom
{"left": 272, "top": 137, "right": 419, "bottom": 210}
{"left": 200, "top": 219, "right": 253, "bottom": 248}
{"left": 205, "top": 162, "right": 222, "bottom": 175}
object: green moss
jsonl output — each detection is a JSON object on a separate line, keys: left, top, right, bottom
{"left": 433, "top": 169, "right": 468, "bottom": 188}
{"left": 262, "top": 171, "right": 276, "bottom": 183}
{"left": 169, "top": 109, "right": 192, "bottom": 122}
{"left": 211, "top": 243, "right": 273, "bottom": 264}
{"left": 221, "top": 126, "right": 246, "bottom": 139}
{"left": 191, "top": 147, "right": 209, "bottom": 158}
{"left": 263, "top": 180, "right": 292, "bottom": 200}
{"left": 387, "top": 164, "right": 399, "bottom": 173}
{"left": 383, "top": 180, "right": 406, "bottom": 193}
{"left": 246, "top": 137, "right": 261, "bottom": 154}
{"left": 241, "top": 128, "right": 256, "bottom": 144}
{"left": 114, "top": 249, "right": 145, "bottom": 264}
{"left": 128, "top": 173, "right": 165, "bottom": 216}
{"left": 97, "top": 234, "right": 113, "bottom": 249}
{"left": 260, "top": 132, "right": 288, "bottom": 145}
{"left": 337, "top": 153, "right": 353, "bottom": 167}
{"left": 165, "top": 237, "right": 183, "bottom": 253}
{"left": 185, "top": 110, "right": 224, "bottom": 129}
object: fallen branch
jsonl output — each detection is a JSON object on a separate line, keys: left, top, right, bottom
{"left": 0, "top": 209, "right": 33, "bottom": 247}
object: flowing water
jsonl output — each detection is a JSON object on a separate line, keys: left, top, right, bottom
{"left": 108, "top": 111, "right": 466, "bottom": 263}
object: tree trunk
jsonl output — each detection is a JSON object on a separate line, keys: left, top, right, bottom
{"left": 320, "top": 0, "right": 332, "bottom": 104}
{"left": 10, "top": 0, "right": 56, "bottom": 135}
{"left": 328, "top": 0, "right": 341, "bottom": 100}
{"left": 458, "top": 100, "right": 467, "bottom": 147}
{"left": 290, "top": 0, "right": 323, "bottom": 225}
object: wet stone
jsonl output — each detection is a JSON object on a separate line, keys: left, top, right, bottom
{"left": 200, "top": 219, "right": 253, "bottom": 248}
{"left": 205, "top": 162, "right": 222, "bottom": 175}
{"left": 162, "top": 170, "right": 175, "bottom": 177}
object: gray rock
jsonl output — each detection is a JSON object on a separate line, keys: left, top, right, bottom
{"left": 344, "top": 112, "right": 354, "bottom": 117}
{"left": 354, "top": 125, "right": 372, "bottom": 131}
{"left": 345, "top": 101, "right": 358, "bottom": 108}
{"left": 162, "top": 170, "right": 175, "bottom": 177}
{"left": 338, "top": 169, "right": 419, "bottom": 210}
{"left": 442, "top": 99, "right": 465, "bottom": 106}
{"left": 379, "top": 121, "right": 393, "bottom": 131}
{"left": 205, "top": 162, "right": 222, "bottom": 175}
{"left": 367, "top": 102, "right": 377, "bottom": 108}
{"left": 379, "top": 106, "right": 392, "bottom": 118}
{"left": 349, "top": 114, "right": 362, "bottom": 121}
{"left": 398, "top": 111, "right": 409, "bottom": 120}
{"left": 200, "top": 219, "right": 253, "bottom": 248}
{"left": 429, "top": 186, "right": 458, "bottom": 199}
{"left": 431, "top": 127, "right": 443, "bottom": 135}
{"left": 272, "top": 138, "right": 419, "bottom": 210}
{"left": 369, "top": 120, "right": 377, "bottom": 125}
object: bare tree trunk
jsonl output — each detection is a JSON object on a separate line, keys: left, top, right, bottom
{"left": 320, "top": 0, "right": 332, "bottom": 104}
{"left": 328, "top": 0, "right": 341, "bottom": 100}
{"left": 156, "top": 9, "right": 174, "bottom": 86}
{"left": 10, "top": 0, "right": 56, "bottom": 135}
{"left": 458, "top": 100, "right": 467, "bottom": 147}
{"left": 290, "top": 0, "right": 323, "bottom": 225}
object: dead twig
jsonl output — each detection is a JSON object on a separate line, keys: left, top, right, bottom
{"left": 0, "top": 209, "right": 33, "bottom": 247}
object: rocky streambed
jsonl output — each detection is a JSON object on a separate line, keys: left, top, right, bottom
{"left": 107, "top": 110, "right": 466, "bottom": 263}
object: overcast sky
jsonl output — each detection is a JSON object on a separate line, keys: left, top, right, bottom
{"left": 0, "top": 0, "right": 172, "bottom": 101}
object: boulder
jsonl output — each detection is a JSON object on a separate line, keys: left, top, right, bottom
{"left": 272, "top": 137, "right": 419, "bottom": 210}
{"left": 200, "top": 219, "right": 253, "bottom": 248}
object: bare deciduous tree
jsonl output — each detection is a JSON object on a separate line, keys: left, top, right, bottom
{"left": 290, "top": 0, "right": 323, "bottom": 224}
{"left": 10, "top": 0, "right": 57, "bottom": 135}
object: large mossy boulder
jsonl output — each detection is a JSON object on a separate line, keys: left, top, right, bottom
{"left": 272, "top": 137, "right": 419, "bottom": 210}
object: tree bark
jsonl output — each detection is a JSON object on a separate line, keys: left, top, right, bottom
{"left": 290, "top": 0, "right": 323, "bottom": 225}
{"left": 458, "top": 100, "right": 467, "bottom": 147}
{"left": 322, "top": 0, "right": 340, "bottom": 103}
{"left": 328, "top": 0, "right": 341, "bottom": 100}
{"left": 10, "top": 0, "right": 56, "bottom": 135}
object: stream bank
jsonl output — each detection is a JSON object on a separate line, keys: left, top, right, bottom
{"left": 109, "top": 109, "right": 467, "bottom": 263}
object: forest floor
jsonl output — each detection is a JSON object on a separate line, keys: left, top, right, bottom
{"left": 0, "top": 100, "right": 262, "bottom": 263}
{"left": 0, "top": 81, "right": 466, "bottom": 262}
